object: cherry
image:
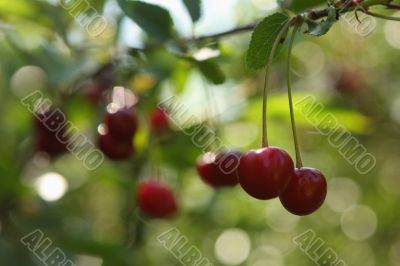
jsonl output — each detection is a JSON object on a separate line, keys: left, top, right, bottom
{"left": 279, "top": 167, "right": 327, "bottom": 216}
{"left": 104, "top": 108, "right": 138, "bottom": 140}
{"left": 196, "top": 150, "right": 241, "bottom": 188}
{"left": 238, "top": 147, "right": 294, "bottom": 200}
{"left": 98, "top": 133, "right": 133, "bottom": 160}
{"left": 334, "top": 68, "right": 364, "bottom": 94}
{"left": 34, "top": 111, "right": 69, "bottom": 157}
{"left": 35, "top": 127, "right": 68, "bottom": 156}
{"left": 137, "top": 180, "right": 177, "bottom": 218}
{"left": 149, "top": 107, "right": 169, "bottom": 134}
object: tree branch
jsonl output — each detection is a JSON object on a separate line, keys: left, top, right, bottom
{"left": 92, "top": 0, "right": 398, "bottom": 83}
{"left": 193, "top": 23, "right": 257, "bottom": 42}
{"left": 189, "top": 0, "right": 396, "bottom": 43}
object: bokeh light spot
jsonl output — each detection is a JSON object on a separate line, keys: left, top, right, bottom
{"left": 215, "top": 228, "right": 251, "bottom": 265}
{"left": 265, "top": 199, "right": 300, "bottom": 232}
{"left": 326, "top": 178, "right": 361, "bottom": 212}
{"left": 35, "top": 172, "right": 68, "bottom": 202}
{"left": 341, "top": 205, "right": 377, "bottom": 241}
{"left": 384, "top": 15, "right": 400, "bottom": 49}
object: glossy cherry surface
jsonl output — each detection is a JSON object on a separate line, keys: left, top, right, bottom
{"left": 279, "top": 167, "right": 327, "bottom": 216}
{"left": 34, "top": 111, "right": 68, "bottom": 157}
{"left": 196, "top": 150, "right": 241, "bottom": 188}
{"left": 104, "top": 108, "right": 138, "bottom": 140}
{"left": 149, "top": 107, "right": 169, "bottom": 134}
{"left": 98, "top": 133, "right": 133, "bottom": 160}
{"left": 238, "top": 146, "right": 294, "bottom": 200}
{"left": 137, "top": 180, "right": 177, "bottom": 218}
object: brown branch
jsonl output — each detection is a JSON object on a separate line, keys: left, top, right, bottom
{"left": 386, "top": 3, "right": 400, "bottom": 10}
{"left": 193, "top": 23, "right": 257, "bottom": 42}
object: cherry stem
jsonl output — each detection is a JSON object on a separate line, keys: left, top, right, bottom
{"left": 286, "top": 23, "right": 303, "bottom": 168}
{"left": 365, "top": 10, "right": 400, "bottom": 21}
{"left": 386, "top": 3, "right": 400, "bottom": 10}
{"left": 262, "top": 19, "right": 292, "bottom": 148}
{"left": 202, "top": 77, "right": 221, "bottom": 148}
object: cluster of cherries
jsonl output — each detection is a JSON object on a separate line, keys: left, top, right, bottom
{"left": 197, "top": 147, "right": 327, "bottom": 216}
{"left": 97, "top": 108, "right": 138, "bottom": 160}
{"left": 33, "top": 71, "right": 326, "bottom": 219}
{"left": 136, "top": 108, "right": 178, "bottom": 218}
{"left": 97, "top": 104, "right": 178, "bottom": 218}
{"left": 33, "top": 86, "right": 177, "bottom": 219}
{"left": 96, "top": 104, "right": 178, "bottom": 218}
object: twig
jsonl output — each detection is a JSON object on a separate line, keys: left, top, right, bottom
{"left": 94, "top": 1, "right": 400, "bottom": 82}
{"left": 386, "top": 3, "right": 400, "bottom": 10}
{"left": 192, "top": 23, "right": 257, "bottom": 42}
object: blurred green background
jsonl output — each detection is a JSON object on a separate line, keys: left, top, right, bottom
{"left": 1, "top": 0, "right": 400, "bottom": 265}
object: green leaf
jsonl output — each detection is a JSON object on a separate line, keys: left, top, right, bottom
{"left": 195, "top": 59, "right": 226, "bottom": 84}
{"left": 246, "top": 12, "right": 289, "bottom": 70}
{"left": 182, "top": 0, "right": 201, "bottom": 23}
{"left": 171, "top": 61, "right": 191, "bottom": 93}
{"left": 116, "top": 0, "right": 173, "bottom": 41}
{"left": 306, "top": 6, "right": 338, "bottom": 36}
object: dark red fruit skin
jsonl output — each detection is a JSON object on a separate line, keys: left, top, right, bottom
{"left": 98, "top": 133, "right": 133, "bottom": 160}
{"left": 279, "top": 167, "right": 327, "bottom": 216}
{"left": 104, "top": 109, "right": 138, "bottom": 140}
{"left": 137, "top": 180, "right": 177, "bottom": 218}
{"left": 352, "top": 0, "right": 363, "bottom": 5}
{"left": 196, "top": 151, "right": 241, "bottom": 188}
{"left": 149, "top": 107, "right": 169, "bottom": 134}
{"left": 334, "top": 69, "right": 364, "bottom": 94}
{"left": 238, "top": 147, "right": 295, "bottom": 200}
{"left": 34, "top": 112, "right": 68, "bottom": 157}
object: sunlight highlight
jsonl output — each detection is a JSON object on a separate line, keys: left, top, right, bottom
{"left": 35, "top": 172, "right": 68, "bottom": 202}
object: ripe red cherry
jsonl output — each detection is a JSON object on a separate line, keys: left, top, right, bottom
{"left": 137, "top": 180, "right": 178, "bottom": 218}
{"left": 334, "top": 69, "right": 364, "bottom": 94}
{"left": 196, "top": 151, "right": 241, "bottom": 188}
{"left": 98, "top": 133, "right": 133, "bottom": 160}
{"left": 104, "top": 108, "right": 138, "bottom": 140}
{"left": 34, "top": 111, "right": 69, "bottom": 157}
{"left": 35, "top": 127, "right": 68, "bottom": 156}
{"left": 279, "top": 167, "right": 327, "bottom": 216}
{"left": 149, "top": 107, "right": 169, "bottom": 134}
{"left": 238, "top": 147, "right": 294, "bottom": 200}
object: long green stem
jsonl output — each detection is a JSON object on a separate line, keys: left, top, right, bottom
{"left": 286, "top": 23, "right": 303, "bottom": 168}
{"left": 365, "top": 10, "right": 400, "bottom": 21}
{"left": 203, "top": 78, "right": 220, "bottom": 144}
{"left": 362, "top": 0, "right": 392, "bottom": 7}
{"left": 262, "top": 19, "right": 292, "bottom": 148}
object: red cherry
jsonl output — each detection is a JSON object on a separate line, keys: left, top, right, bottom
{"left": 334, "top": 69, "right": 364, "bottom": 94}
{"left": 98, "top": 133, "right": 133, "bottom": 160}
{"left": 34, "top": 110, "right": 69, "bottom": 157}
{"left": 104, "top": 108, "right": 138, "bottom": 140}
{"left": 149, "top": 107, "right": 169, "bottom": 134}
{"left": 279, "top": 167, "right": 327, "bottom": 216}
{"left": 352, "top": 0, "right": 363, "bottom": 5}
{"left": 238, "top": 147, "right": 294, "bottom": 200}
{"left": 196, "top": 151, "right": 241, "bottom": 188}
{"left": 137, "top": 180, "right": 178, "bottom": 218}
{"left": 35, "top": 129, "right": 68, "bottom": 156}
